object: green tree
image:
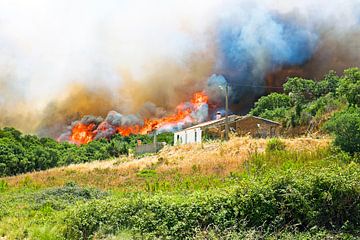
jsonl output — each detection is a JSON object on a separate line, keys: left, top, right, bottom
{"left": 250, "top": 93, "right": 291, "bottom": 121}
{"left": 157, "top": 132, "right": 174, "bottom": 145}
{"left": 284, "top": 77, "right": 318, "bottom": 105}
{"left": 337, "top": 67, "right": 360, "bottom": 106}
{"left": 0, "top": 138, "right": 25, "bottom": 176}
{"left": 0, "top": 127, "right": 22, "bottom": 140}
{"left": 324, "top": 107, "right": 360, "bottom": 155}
{"left": 316, "top": 70, "right": 340, "bottom": 96}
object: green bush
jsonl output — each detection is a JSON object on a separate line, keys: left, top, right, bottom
{"left": 337, "top": 67, "right": 360, "bottom": 106}
{"left": 32, "top": 182, "right": 108, "bottom": 210}
{"left": 136, "top": 169, "right": 157, "bottom": 178}
{"left": 0, "top": 179, "right": 8, "bottom": 192}
{"left": 266, "top": 138, "right": 286, "bottom": 152}
{"left": 63, "top": 163, "right": 360, "bottom": 239}
{"left": 156, "top": 132, "right": 174, "bottom": 145}
{"left": 324, "top": 107, "right": 360, "bottom": 155}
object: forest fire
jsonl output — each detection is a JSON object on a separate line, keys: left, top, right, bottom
{"left": 63, "top": 91, "right": 209, "bottom": 145}
{"left": 70, "top": 123, "right": 96, "bottom": 144}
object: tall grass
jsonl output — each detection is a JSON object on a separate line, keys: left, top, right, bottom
{"left": 62, "top": 148, "right": 360, "bottom": 239}
{"left": 3, "top": 137, "right": 330, "bottom": 191}
{"left": 2, "top": 137, "right": 350, "bottom": 240}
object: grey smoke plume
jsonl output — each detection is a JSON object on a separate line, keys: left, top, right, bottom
{"left": 0, "top": 0, "right": 358, "bottom": 136}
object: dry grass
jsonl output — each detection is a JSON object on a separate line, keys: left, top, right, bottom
{"left": 2, "top": 137, "right": 330, "bottom": 190}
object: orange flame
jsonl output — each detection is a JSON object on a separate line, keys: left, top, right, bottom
{"left": 70, "top": 123, "right": 96, "bottom": 144}
{"left": 69, "top": 91, "right": 208, "bottom": 144}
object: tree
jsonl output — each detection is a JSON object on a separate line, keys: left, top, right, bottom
{"left": 337, "top": 67, "right": 360, "bottom": 106}
{"left": 0, "top": 138, "right": 25, "bottom": 176}
{"left": 317, "top": 70, "right": 340, "bottom": 96}
{"left": 324, "top": 107, "right": 360, "bottom": 155}
{"left": 0, "top": 127, "right": 22, "bottom": 140}
{"left": 284, "top": 77, "right": 318, "bottom": 104}
{"left": 250, "top": 93, "right": 291, "bottom": 120}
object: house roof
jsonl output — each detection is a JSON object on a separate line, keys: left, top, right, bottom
{"left": 174, "top": 115, "right": 280, "bottom": 133}
{"left": 174, "top": 115, "right": 240, "bottom": 133}
{"left": 240, "top": 115, "right": 281, "bottom": 125}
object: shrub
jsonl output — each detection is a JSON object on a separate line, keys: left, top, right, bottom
{"left": 337, "top": 67, "right": 360, "bottom": 106}
{"left": 32, "top": 182, "right": 108, "bottom": 210}
{"left": 0, "top": 179, "right": 8, "bottom": 192}
{"left": 266, "top": 138, "right": 286, "bottom": 152}
{"left": 156, "top": 132, "right": 174, "bottom": 145}
{"left": 324, "top": 107, "right": 360, "bottom": 155}
{"left": 63, "top": 163, "right": 360, "bottom": 239}
{"left": 136, "top": 169, "right": 157, "bottom": 179}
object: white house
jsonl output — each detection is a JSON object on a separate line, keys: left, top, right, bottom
{"left": 174, "top": 127, "right": 202, "bottom": 145}
{"left": 173, "top": 115, "right": 239, "bottom": 145}
{"left": 173, "top": 115, "right": 281, "bottom": 145}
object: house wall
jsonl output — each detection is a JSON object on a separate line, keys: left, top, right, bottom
{"left": 235, "top": 117, "right": 280, "bottom": 137}
{"left": 135, "top": 142, "right": 164, "bottom": 155}
{"left": 174, "top": 116, "right": 280, "bottom": 145}
{"left": 174, "top": 128, "right": 202, "bottom": 145}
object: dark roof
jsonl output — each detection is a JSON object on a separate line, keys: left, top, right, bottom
{"left": 175, "top": 115, "right": 280, "bottom": 133}
{"left": 174, "top": 115, "right": 240, "bottom": 133}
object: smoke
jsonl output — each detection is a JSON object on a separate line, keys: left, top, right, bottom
{"left": 36, "top": 84, "right": 120, "bottom": 137}
{"left": 214, "top": 4, "right": 318, "bottom": 112}
{"left": 0, "top": 0, "right": 359, "bottom": 136}
{"left": 58, "top": 92, "right": 209, "bottom": 143}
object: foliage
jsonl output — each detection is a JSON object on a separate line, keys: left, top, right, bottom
{"left": 193, "top": 228, "right": 359, "bottom": 240}
{"left": 0, "top": 179, "right": 8, "bottom": 192}
{"left": 284, "top": 77, "right": 318, "bottom": 104}
{"left": 32, "top": 182, "right": 108, "bottom": 210}
{"left": 156, "top": 132, "right": 174, "bottom": 145}
{"left": 250, "top": 68, "right": 357, "bottom": 129}
{"left": 250, "top": 93, "right": 291, "bottom": 121}
{"left": 0, "top": 127, "right": 173, "bottom": 177}
{"left": 63, "top": 161, "right": 360, "bottom": 239}
{"left": 1, "top": 143, "right": 359, "bottom": 239}
{"left": 337, "top": 67, "right": 360, "bottom": 106}
{"left": 324, "top": 107, "right": 360, "bottom": 155}
{"left": 266, "top": 138, "right": 286, "bottom": 152}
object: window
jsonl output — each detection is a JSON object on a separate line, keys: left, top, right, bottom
{"left": 176, "top": 134, "right": 181, "bottom": 144}
{"left": 195, "top": 131, "right": 197, "bottom": 142}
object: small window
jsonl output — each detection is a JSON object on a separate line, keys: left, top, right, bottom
{"left": 195, "top": 131, "right": 197, "bottom": 142}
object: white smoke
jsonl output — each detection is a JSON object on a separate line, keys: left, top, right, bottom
{"left": 0, "top": 0, "right": 359, "bottom": 134}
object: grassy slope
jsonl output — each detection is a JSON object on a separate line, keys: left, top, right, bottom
{"left": 3, "top": 137, "right": 329, "bottom": 191}
{"left": 1, "top": 137, "right": 359, "bottom": 240}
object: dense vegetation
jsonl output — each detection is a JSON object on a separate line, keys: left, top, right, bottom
{"left": 64, "top": 162, "right": 359, "bottom": 239}
{"left": 251, "top": 67, "right": 360, "bottom": 154}
{"left": 251, "top": 68, "right": 359, "bottom": 126}
{"left": 0, "top": 141, "right": 359, "bottom": 239}
{"left": 0, "top": 127, "right": 172, "bottom": 177}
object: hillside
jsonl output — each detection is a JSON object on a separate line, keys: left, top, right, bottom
{"left": 3, "top": 137, "right": 329, "bottom": 190}
{"left": 1, "top": 136, "right": 360, "bottom": 240}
